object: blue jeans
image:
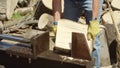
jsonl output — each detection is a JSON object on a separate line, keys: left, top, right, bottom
{"left": 63, "top": 0, "right": 103, "bottom": 68}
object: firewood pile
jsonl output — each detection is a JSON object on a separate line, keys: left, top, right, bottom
{"left": 0, "top": 0, "right": 38, "bottom": 20}
{"left": 0, "top": 0, "right": 39, "bottom": 35}
{"left": 0, "top": 0, "right": 7, "bottom": 20}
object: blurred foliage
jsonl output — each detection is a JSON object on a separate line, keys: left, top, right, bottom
{"left": 12, "top": 12, "right": 23, "bottom": 19}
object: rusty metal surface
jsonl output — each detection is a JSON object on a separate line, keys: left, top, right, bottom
{"left": 71, "top": 32, "right": 91, "bottom": 61}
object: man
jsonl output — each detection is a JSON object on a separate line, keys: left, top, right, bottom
{"left": 52, "top": 0, "right": 103, "bottom": 68}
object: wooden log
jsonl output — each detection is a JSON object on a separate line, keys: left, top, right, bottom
{"left": 72, "top": 32, "right": 91, "bottom": 61}
{"left": 0, "top": 0, "right": 6, "bottom": 14}
{"left": 111, "top": 0, "right": 120, "bottom": 10}
{"left": 38, "top": 13, "right": 54, "bottom": 29}
{"left": 0, "top": 21, "right": 3, "bottom": 31}
{"left": 99, "top": 27, "right": 111, "bottom": 66}
{"left": 6, "top": 0, "right": 19, "bottom": 19}
{"left": 42, "top": 0, "right": 64, "bottom": 12}
{"left": 0, "top": 14, "right": 7, "bottom": 21}
{"left": 29, "top": 0, "right": 38, "bottom": 6}
{"left": 0, "top": 0, "right": 7, "bottom": 20}
{"left": 18, "top": 0, "right": 30, "bottom": 7}
{"left": 34, "top": 0, "right": 52, "bottom": 20}
{"left": 34, "top": 0, "right": 64, "bottom": 20}
{"left": 15, "top": 7, "right": 33, "bottom": 15}
{"left": 104, "top": 0, "right": 113, "bottom": 3}
{"left": 55, "top": 19, "right": 93, "bottom": 54}
{"left": 31, "top": 30, "right": 49, "bottom": 58}
{"left": 102, "top": 11, "right": 120, "bottom": 45}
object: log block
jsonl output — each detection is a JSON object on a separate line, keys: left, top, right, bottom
{"left": 72, "top": 32, "right": 91, "bottom": 61}
{"left": 55, "top": 19, "right": 93, "bottom": 54}
{"left": 0, "top": 0, "right": 6, "bottom": 14}
{"left": 99, "top": 27, "right": 111, "bottom": 66}
{"left": 6, "top": 0, "right": 19, "bottom": 19}
{"left": 111, "top": 0, "right": 120, "bottom": 10}
{"left": 42, "top": 0, "right": 64, "bottom": 12}
{"left": 34, "top": 0, "right": 52, "bottom": 19}
{"left": 34, "top": 0, "right": 64, "bottom": 20}
{"left": 38, "top": 13, "right": 54, "bottom": 29}
{"left": 102, "top": 11, "right": 120, "bottom": 45}
{"left": 15, "top": 7, "right": 33, "bottom": 15}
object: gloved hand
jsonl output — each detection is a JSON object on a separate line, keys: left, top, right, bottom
{"left": 87, "top": 20, "right": 100, "bottom": 40}
{"left": 52, "top": 21, "right": 58, "bottom": 34}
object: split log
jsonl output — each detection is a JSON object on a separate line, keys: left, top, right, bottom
{"left": 34, "top": 0, "right": 64, "bottom": 20}
{"left": 72, "top": 32, "right": 92, "bottom": 61}
{"left": 0, "top": 0, "right": 7, "bottom": 20}
{"left": 34, "top": 0, "right": 52, "bottom": 19}
{"left": 6, "top": 0, "right": 19, "bottom": 19}
{"left": 18, "top": 0, "right": 30, "bottom": 7}
{"left": 29, "top": 0, "right": 38, "bottom": 6}
{"left": 99, "top": 27, "right": 111, "bottom": 66}
{"left": 38, "top": 13, "right": 54, "bottom": 29}
{"left": 102, "top": 11, "right": 120, "bottom": 45}
{"left": 0, "top": 0, "right": 18, "bottom": 20}
{"left": 42, "top": 0, "right": 64, "bottom": 12}
{"left": 0, "top": 0, "right": 6, "bottom": 14}
{"left": 15, "top": 7, "right": 33, "bottom": 15}
{"left": 0, "top": 21, "right": 3, "bottom": 33}
{"left": 111, "top": 0, "right": 120, "bottom": 10}
{"left": 0, "top": 14, "right": 6, "bottom": 21}
{"left": 104, "top": 0, "right": 113, "bottom": 3}
{"left": 55, "top": 19, "right": 93, "bottom": 54}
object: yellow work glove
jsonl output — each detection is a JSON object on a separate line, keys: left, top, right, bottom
{"left": 52, "top": 25, "right": 57, "bottom": 34}
{"left": 52, "top": 22, "right": 58, "bottom": 35}
{"left": 87, "top": 20, "right": 100, "bottom": 40}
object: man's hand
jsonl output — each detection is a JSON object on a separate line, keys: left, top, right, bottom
{"left": 52, "top": 22, "right": 58, "bottom": 34}
{"left": 87, "top": 20, "right": 100, "bottom": 40}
